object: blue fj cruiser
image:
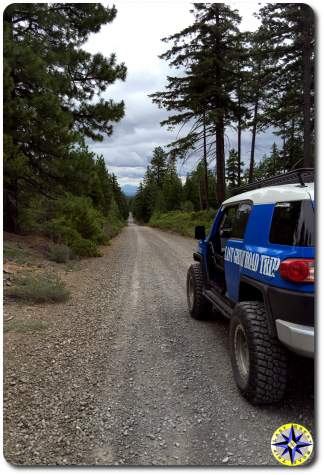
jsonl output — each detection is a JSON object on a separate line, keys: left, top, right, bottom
{"left": 187, "top": 169, "right": 314, "bottom": 404}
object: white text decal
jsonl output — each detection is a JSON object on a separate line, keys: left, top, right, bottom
{"left": 224, "top": 246, "right": 280, "bottom": 278}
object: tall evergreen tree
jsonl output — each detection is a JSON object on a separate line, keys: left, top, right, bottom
{"left": 162, "top": 162, "right": 183, "bottom": 211}
{"left": 150, "top": 146, "right": 168, "bottom": 188}
{"left": 230, "top": 31, "right": 250, "bottom": 186}
{"left": 3, "top": 3, "right": 127, "bottom": 231}
{"left": 151, "top": 3, "right": 242, "bottom": 204}
{"left": 253, "top": 142, "right": 282, "bottom": 180}
{"left": 226, "top": 149, "right": 243, "bottom": 189}
{"left": 257, "top": 3, "right": 315, "bottom": 168}
{"left": 244, "top": 29, "right": 274, "bottom": 182}
{"left": 110, "top": 174, "right": 129, "bottom": 220}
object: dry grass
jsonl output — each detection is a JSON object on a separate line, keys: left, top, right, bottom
{"left": 48, "top": 243, "right": 71, "bottom": 263}
{"left": 4, "top": 320, "right": 48, "bottom": 333}
{"left": 6, "top": 272, "right": 70, "bottom": 303}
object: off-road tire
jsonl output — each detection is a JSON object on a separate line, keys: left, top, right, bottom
{"left": 229, "top": 301, "right": 288, "bottom": 404}
{"left": 187, "top": 264, "right": 210, "bottom": 320}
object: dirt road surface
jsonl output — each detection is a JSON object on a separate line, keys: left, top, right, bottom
{"left": 4, "top": 222, "right": 314, "bottom": 465}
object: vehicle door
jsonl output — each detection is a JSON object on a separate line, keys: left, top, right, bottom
{"left": 207, "top": 204, "right": 241, "bottom": 294}
{"left": 222, "top": 202, "right": 252, "bottom": 300}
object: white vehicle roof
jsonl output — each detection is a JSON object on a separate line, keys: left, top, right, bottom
{"left": 223, "top": 182, "right": 314, "bottom": 206}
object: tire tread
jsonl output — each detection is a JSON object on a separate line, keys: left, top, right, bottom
{"left": 230, "top": 301, "right": 287, "bottom": 404}
{"left": 187, "top": 263, "right": 209, "bottom": 320}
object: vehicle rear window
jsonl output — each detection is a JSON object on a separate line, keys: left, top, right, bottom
{"left": 269, "top": 200, "right": 315, "bottom": 246}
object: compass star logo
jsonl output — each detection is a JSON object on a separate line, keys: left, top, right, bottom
{"left": 271, "top": 423, "right": 313, "bottom": 466}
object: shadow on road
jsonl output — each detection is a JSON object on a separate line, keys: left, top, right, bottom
{"left": 199, "top": 311, "right": 314, "bottom": 408}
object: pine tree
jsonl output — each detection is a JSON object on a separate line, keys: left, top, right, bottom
{"left": 231, "top": 32, "right": 251, "bottom": 186}
{"left": 111, "top": 174, "right": 129, "bottom": 220}
{"left": 151, "top": 3, "right": 243, "bottom": 204}
{"left": 254, "top": 143, "right": 282, "bottom": 180}
{"left": 162, "top": 163, "right": 183, "bottom": 211}
{"left": 266, "top": 143, "right": 281, "bottom": 177}
{"left": 226, "top": 149, "right": 243, "bottom": 189}
{"left": 182, "top": 165, "right": 217, "bottom": 211}
{"left": 183, "top": 174, "right": 200, "bottom": 210}
{"left": 133, "top": 147, "right": 184, "bottom": 220}
{"left": 133, "top": 183, "right": 145, "bottom": 223}
{"left": 150, "top": 147, "right": 168, "bottom": 188}
{"left": 3, "top": 3, "right": 127, "bottom": 231}
{"left": 281, "top": 133, "right": 303, "bottom": 171}
{"left": 244, "top": 29, "right": 274, "bottom": 182}
{"left": 257, "top": 3, "right": 315, "bottom": 168}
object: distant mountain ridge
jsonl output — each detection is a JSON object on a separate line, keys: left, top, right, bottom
{"left": 122, "top": 184, "right": 138, "bottom": 196}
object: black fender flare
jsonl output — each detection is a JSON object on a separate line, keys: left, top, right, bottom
{"left": 239, "top": 275, "right": 276, "bottom": 337}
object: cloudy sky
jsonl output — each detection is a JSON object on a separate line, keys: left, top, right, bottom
{"left": 85, "top": 1, "right": 277, "bottom": 192}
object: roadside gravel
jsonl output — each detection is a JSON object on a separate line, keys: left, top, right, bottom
{"left": 4, "top": 223, "right": 314, "bottom": 465}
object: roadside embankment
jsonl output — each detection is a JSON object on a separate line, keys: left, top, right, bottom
{"left": 3, "top": 208, "right": 126, "bottom": 329}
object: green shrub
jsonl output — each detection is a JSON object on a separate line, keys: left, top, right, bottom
{"left": 7, "top": 272, "right": 70, "bottom": 303}
{"left": 181, "top": 200, "right": 194, "bottom": 212}
{"left": 103, "top": 198, "right": 125, "bottom": 240}
{"left": 69, "top": 236, "right": 101, "bottom": 257}
{"left": 48, "top": 243, "right": 71, "bottom": 263}
{"left": 45, "top": 218, "right": 80, "bottom": 244}
{"left": 17, "top": 196, "right": 48, "bottom": 233}
{"left": 149, "top": 209, "right": 216, "bottom": 238}
{"left": 43, "top": 194, "right": 120, "bottom": 257}
{"left": 61, "top": 195, "right": 104, "bottom": 241}
{"left": 19, "top": 191, "right": 126, "bottom": 259}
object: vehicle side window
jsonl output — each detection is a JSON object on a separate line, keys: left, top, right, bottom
{"left": 231, "top": 203, "right": 252, "bottom": 239}
{"left": 269, "top": 200, "right": 315, "bottom": 246}
{"left": 219, "top": 206, "right": 237, "bottom": 237}
{"left": 218, "top": 203, "right": 252, "bottom": 252}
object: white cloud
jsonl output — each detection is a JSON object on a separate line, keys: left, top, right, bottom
{"left": 85, "top": 2, "right": 275, "bottom": 188}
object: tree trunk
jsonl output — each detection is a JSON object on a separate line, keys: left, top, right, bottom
{"left": 3, "top": 12, "right": 19, "bottom": 233}
{"left": 237, "top": 95, "right": 242, "bottom": 186}
{"left": 202, "top": 111, "right": 209, "bottom": 209}
{"left": 198, "top": 181, "right": 203, "bottom": 210}
{"left": 248, "top": 98, "right": 259, "bottom": 183}
{"left": 4, "top": 181, "right": 19, "bottom": 233}
{"left": 216, "top": 115, "right": 225, "bottom": 203}
{"left": 214, "top": 5, "right": 225, "bottom": 203}
{"left": 302, "top": 5, "right": 313, "bottom": 168}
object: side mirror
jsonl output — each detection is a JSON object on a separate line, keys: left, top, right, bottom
{"left": 195, "top": 225, "right": 206, "bottom": 240}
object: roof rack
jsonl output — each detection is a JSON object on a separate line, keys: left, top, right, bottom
{"left": 231, "top": 168, "right": 314, "bottom": 196}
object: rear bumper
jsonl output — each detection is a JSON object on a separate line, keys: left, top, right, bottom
{"left": 276, "top": 319, "right": 314, "bottom": 358}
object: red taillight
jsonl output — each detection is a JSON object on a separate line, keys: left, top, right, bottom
{"left": 279, "top": 259, "right": 314, "bottom": 283}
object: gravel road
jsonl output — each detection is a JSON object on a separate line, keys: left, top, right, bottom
{"left": 4, "top": 222, "right": 314, "bottom": 465}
